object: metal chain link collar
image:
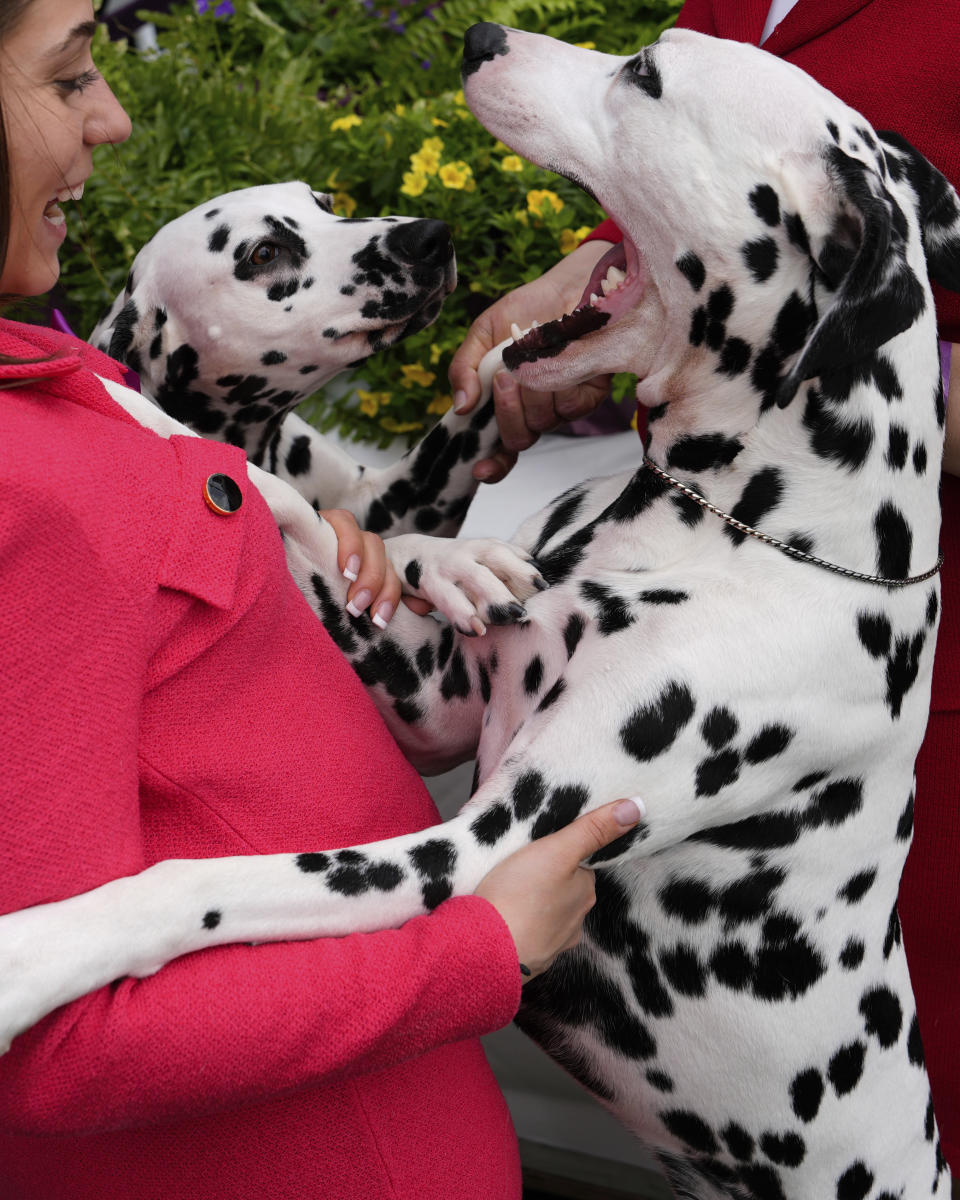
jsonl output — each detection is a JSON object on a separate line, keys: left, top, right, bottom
{"left": 642, "top": 456, "right": 944, "bottom": 588}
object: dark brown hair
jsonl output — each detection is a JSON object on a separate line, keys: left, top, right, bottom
{"left": 0, "top": 0, "right": 36, "bottom": 284}
{"left": 0, "top": 1, "right": 73, "bottom": 376}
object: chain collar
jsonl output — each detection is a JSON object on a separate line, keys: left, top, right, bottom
{"left": 642, "top": 456, "right": 944, "bottom": 589}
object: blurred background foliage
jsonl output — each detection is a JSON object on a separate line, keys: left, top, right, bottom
{"left": 56, "top": 0, "right": 680, "bottom": 444}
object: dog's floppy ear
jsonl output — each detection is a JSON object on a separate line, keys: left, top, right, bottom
{"left": 775, "top": 144, "right": 926, "bottom": 408}
{"left": 89, "top": 269, "right": 156, "bottom": 373}
{"left": 876, "top": 129, "right": 960, "bottom": 296}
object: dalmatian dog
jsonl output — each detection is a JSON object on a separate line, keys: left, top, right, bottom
{"left": 91, "top": 180, "right": 503, "bottom": 539}
{"left": 89, "top": 180, "right": 547, "bottom": 634}
{"left": 3, "top": 27, "right": 959, "bottom": 1199}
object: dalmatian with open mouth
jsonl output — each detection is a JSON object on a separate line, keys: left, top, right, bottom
{"left": 3, "top": 26, "right": 960, "bottom": 1198}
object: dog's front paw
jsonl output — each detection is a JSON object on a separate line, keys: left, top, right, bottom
{"left": 387, "top": 534, "right": 547, "bottom": 634}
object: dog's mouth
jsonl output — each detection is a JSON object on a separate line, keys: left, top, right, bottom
{"left": 339, "top": 265, "right": 456, "bottom": 360}
{"left": 502, "top": 236, "right": 648, "bottom": 371}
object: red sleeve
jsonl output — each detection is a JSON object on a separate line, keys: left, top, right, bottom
{"left": 0, "top": 394, "right": 521, "bottom": 1135}
{"left": 0, "top": 900, "right": 521, "bottom": 1135}
{"left": 673, "top": 0, "right": 717, "bottom": 33}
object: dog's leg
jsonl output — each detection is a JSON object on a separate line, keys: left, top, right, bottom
{"left": 0, "top": 724, "right": 630, "bottom": 1056}
{"left": 268, "top": 345, "right": 510, "bottom": 537}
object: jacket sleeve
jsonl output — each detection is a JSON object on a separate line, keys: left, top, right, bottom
{"left": 0, "top": 899, "right": 521, "bottom": 1135}
{"left": 0, "top": 404, "right": 521, "bottom": 1136}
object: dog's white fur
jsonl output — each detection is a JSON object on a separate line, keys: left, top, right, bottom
{"left": 2, "top": 29, "right": 958, "bottom": 1197}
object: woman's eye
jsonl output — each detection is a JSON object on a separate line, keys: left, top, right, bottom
{"left": 250, "top": 242, "right": 281, "bottom": 266}
{"left": 55, "top": 69, "right": 101, "bottom": 96}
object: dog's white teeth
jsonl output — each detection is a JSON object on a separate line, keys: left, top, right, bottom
{"left": 530, "top": 319, "right": 539, "bottom": 329}
{"left": 511, "top": 322, "right": 524, "bottom": 342}
{"left": 603, "top": 266, "right": 627, "bottom": 294}
{"left": 590, "top": 293, "right": 600, "bottom": 306}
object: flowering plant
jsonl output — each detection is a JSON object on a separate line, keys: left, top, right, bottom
{"left": 60, "top": 0, "right": 680, "bottom": 445}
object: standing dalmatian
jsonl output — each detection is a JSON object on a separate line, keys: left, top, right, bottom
{"left": 2, "top": 28, "right": 959, "bottom": 1200}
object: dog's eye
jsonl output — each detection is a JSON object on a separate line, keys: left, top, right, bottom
{"left": 249, "top": 242, "right": 282, "bottom": 266}
{"left": 626, "top": 53, "right": 648, "bottom": 78}
{"left": 624, "top": 49, "right": 662, "bottom": 99}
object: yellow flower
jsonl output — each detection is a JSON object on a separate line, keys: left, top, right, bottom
{"left": 559, "top": 225, "right": 592, "bottom": 254}
{"left": 514, "top": 210, "right": 529, "bottom": 227}
{"left": 431, "top": 117, "right": 448, "bottom": 128}
{"left": 395, "top": 103, "right": 406, "bottom": 116}
{"left": 469, "top": 281, "right": 486, "bottom": 292}
{"left": 575, "top": 41, "right": 596, "bottom": 49}
{"left": 439, "top": 161, "right": 473, "bottom": 190}
{"left": 453, "top": 89, "right": 466, "bottom": 106}
{"left": 357, "top": 389, "right": 389, "bottom": 417}
{"left": 429, "top": 343, "right": 443, "bottom": 365}
{"left": 428, "top": 393, "right": 452, "bottom": 415}
{"left": 401, "top": 170, "right": 429, "bottom": 197}
{"left": 330, "top": 113, "right": 362, "bottom": 132}
{"left": 400, "top": 363, "right": 436, "bottom": 387}
{"left": 410, "top": 136, "right": 444, "bottom": 177}
{"left": 500, "top": 155, "right": 524, "bottom": 173}
{"left": 333, "top": 192, "right": 357, "bottom": 218}
{"left": 526, "top": 188, "right": 564, "bottom": 216}
{"left": 380, "top": 417, "right": 424, "bottom": 434}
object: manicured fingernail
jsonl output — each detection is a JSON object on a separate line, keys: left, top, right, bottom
{"left": 453, "top": 389, "right": 470, "bottom": 413}
{"left": 474, "top": 462, "right": 496, "bottom": 481}
{"left": 346, "top": 588, "right": 372, "bottom": 617}
{"left": 372, "top": 601, "right": 394, "bottom": 629}
{"left": 343, "top": 554, "right": 361, "bottom": 582}
{"left": 493, "top": 370, "right": 514, "bottom": 395}
{"left": 614, "top": 797, "right": 645, "bottom": 825}
{"left": 469, "top": 616, "right": 487, "bottom": 637}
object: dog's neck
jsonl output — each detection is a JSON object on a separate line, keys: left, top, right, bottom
{"left": 635, "top": 284, "right": 944, "bottom": 583}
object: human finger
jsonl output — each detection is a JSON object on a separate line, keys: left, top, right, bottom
{"left": 546, "top": 796, "right": 646, "bottom": 870}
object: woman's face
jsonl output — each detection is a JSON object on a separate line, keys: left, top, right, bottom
{"left": 0, "top": 0, "right": 131, "bottom": 296}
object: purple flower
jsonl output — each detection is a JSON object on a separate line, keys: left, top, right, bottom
{"left": 196, "top": 0, "right": 235, "bottom": 15}
{"left": 387, "top": 9, "right": 406, "bottom": 32}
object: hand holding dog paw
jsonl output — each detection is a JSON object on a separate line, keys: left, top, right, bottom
{"left": 385, "top": 534, "right": 548, "bottom": 635}
{"left": 321, "top": 508, "right": 403, "bottom": 629}
{"left": 474, "top": 797, "right": 644, "bottom": 981}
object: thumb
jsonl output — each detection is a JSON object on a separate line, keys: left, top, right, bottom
{"left": 449, "top": 316, "right": 497, "bottom": 413}
{"left": 550, "top": 797, "right": 646, "bottom": 868}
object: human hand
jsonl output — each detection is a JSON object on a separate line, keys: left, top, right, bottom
{"left": 321, "top": 508, "right": 425, "bottom": 627}
{"left": 448, "top": 239, "right": 616, "bottom": 483}
{"left": 474, "top": 796, "right": 645, "bottom": 981}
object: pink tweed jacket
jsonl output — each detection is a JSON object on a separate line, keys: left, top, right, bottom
{"left": 0, "top": 320, "right": 522, "bottom": 1200}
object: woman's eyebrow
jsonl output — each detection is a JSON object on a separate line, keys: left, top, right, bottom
{"left": 42, "top": 20, "right": 99, "bottom": 60}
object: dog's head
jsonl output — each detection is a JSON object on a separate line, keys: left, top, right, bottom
{"left": 90, "top": 181, "right": 456, "bottom": 439}
{"left": 462, "top": 26, "right": 960, "bottom": 411}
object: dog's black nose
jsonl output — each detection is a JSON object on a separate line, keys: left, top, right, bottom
{"left": 462, "top": 22, "right": 508, "bottom": 78}
{"left": 385, "top": 220, "right": 452, "bottom": 269}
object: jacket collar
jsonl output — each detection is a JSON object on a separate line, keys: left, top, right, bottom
{"left": 709, "top": 0, "right": 874, "bottom": 52}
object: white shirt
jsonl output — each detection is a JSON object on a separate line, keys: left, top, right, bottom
{"left": 760, "top": 0, "right": 801, "bottom": 43}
